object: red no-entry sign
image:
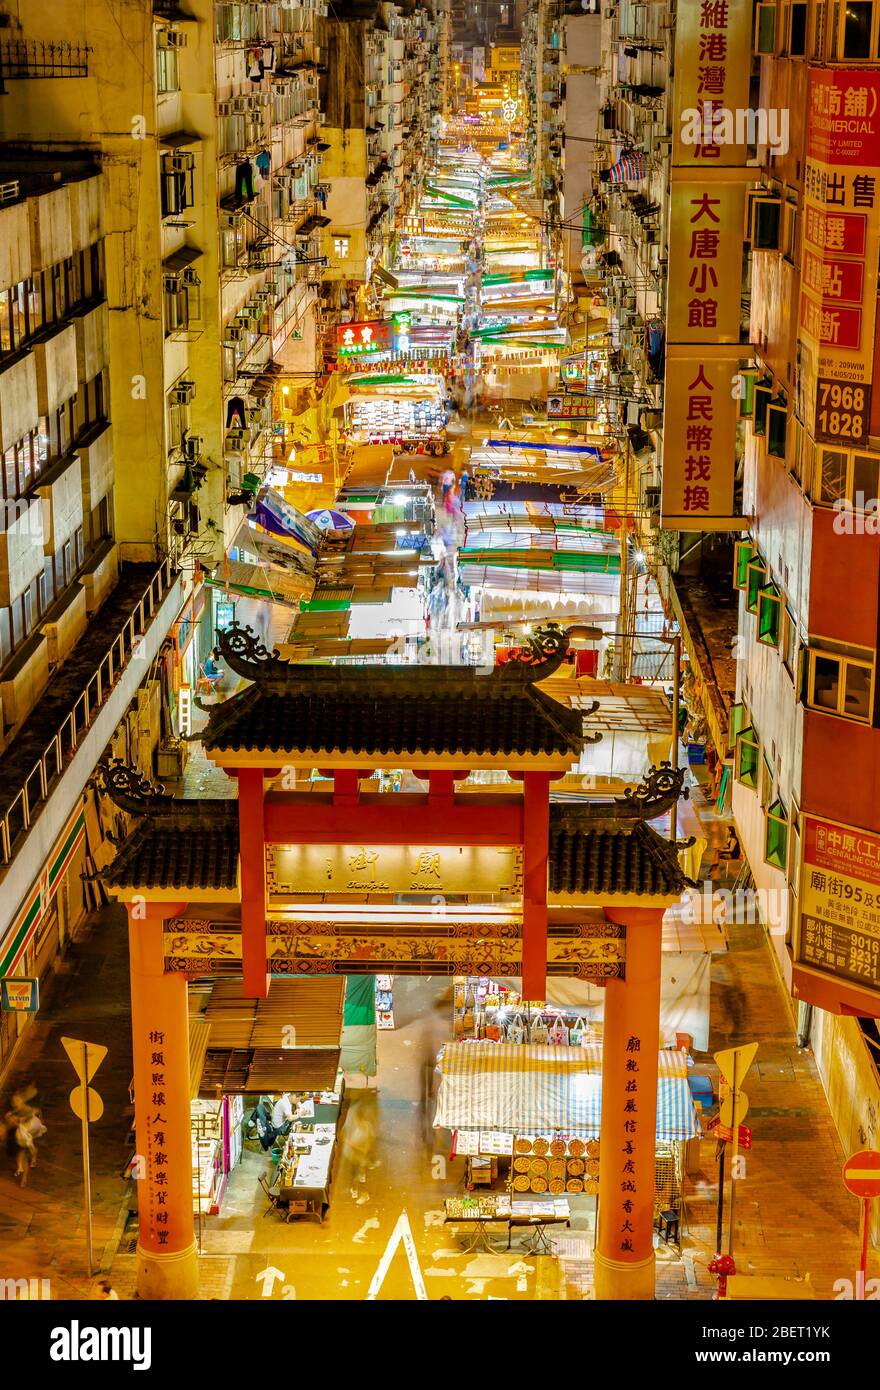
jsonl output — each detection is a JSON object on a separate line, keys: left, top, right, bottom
{"left": 842, "top": 1150, "right": 880, "bottom": 1198}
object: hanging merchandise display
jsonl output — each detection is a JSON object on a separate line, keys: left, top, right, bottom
{"left": 376, "top": 973, "right": 395, "bottom": 1029}
{"left": 451, "top": 975, "right": 601, "bottom": 1045}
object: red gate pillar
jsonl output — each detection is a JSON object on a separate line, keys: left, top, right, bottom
{"left": 595, "top": 905, "right": 664, "bottom": 1301}
{"left": 521, "top": 772, "right": 551, "bottom": 1000}
{"left": 128, "top": 902, "right": 199, "bottom": 1301}
{"left": 239, "top": 768, "right": 268, "bottom": 998}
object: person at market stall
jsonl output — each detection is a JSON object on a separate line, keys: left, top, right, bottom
{"left": 459, "top": 468, "right": 469, "bottom": 503}
{"left": 271, "top": 1092, "right": 303, "bottom": 1136}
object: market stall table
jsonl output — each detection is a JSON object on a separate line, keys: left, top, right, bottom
{"left": 443, "top": 1195, "right": 571, "bottom": 1254}
{"left": 269, "top": 1122, "right": 337, "bottom": 1223}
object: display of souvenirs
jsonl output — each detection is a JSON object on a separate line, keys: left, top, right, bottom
{"left": 445, "top": 1193, "right": 512, "bottom": 1221}
{"left": 510, "top": 1134, "right": 600, "bottom": 1199}
{"left": 451, "top": 975, "right": 601, "bottom": 1046}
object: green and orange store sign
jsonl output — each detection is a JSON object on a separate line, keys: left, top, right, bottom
{"left": 0, "top": 803, "right": 86, "bottom": 979}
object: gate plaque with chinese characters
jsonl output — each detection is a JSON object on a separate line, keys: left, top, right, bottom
{"left": 266, "top": 843, "right": 523, "bottom": 900}
{"left": 796, "top": 814, "right": 880, "bottom": 996}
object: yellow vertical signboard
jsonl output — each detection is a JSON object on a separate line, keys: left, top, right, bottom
{"left": 661, "top": 348, "right": 738, "bottom": 528}
{"left": 662, "top": 0, "right": 752, "bottom": 531}
{"left": 671, "top": 0, "right": 753, "bottom": 168}
{"left": 666, "top": 182, "right": 747, "bottom": 346}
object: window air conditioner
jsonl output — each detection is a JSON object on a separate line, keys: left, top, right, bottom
{"left": 225, "top": 324, "right": 245, "bottom": 342}
{"left": 182, "top": 267, "right": 201, "bottom": 286}
{"left": 163, "top": 272, "right": 181, "bottom": 293}
{"left": 166, "top": 29, "right": 187, "bottom": 48}
{"left": 165, "top": 153, "right": 194, "bottom": 173}
{"left": 183, "top": 435, "right": 203, "bottom": 460}
{"left": 171, "top": 381, "right": 195, "bottom": 404}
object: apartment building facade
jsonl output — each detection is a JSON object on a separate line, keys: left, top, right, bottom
{"left": 547, "top": 0, "right": 880, "bottom": 1205}
{"left": 730, "top": 0, "right": 880, "bottom": 1188}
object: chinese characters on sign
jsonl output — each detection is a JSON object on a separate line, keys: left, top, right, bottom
{"left": 798, "top": 71, "right": 880, "bottom": 445}
{"left": 145, "top": 1030, "right": 170, "bottom": 1247}
{"left": 671, "top": 0, "right": 752, "bottom": 167}
{"left": 662, "top": 0, "right": 749, "bottom": 530}
{"left": 336, "top": 320, "right": 392, "bottom": 356}
{"left": 660, "top": 351, "right": 737, "bottom": 526}
{"left": 546, "top": 394, "right": 597, "bottom": 420}
{"left": 666, "top": 186, "right": 745, "bottom": 345}
{"left": 797, "top": 815, "right": 880, "bottom": 996}
{"left": 266, "top": 842, "right": 524, "bottom": 899}
{"left": 618, "top": 1033, "right": 641, "bottom": 1254}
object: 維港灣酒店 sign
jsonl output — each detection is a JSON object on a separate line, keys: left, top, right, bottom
{"left": 796, "top": 814, "right": 880, "bottom": 996}
{"left": 798, "top": 70, "right": 880, "bottom": 446}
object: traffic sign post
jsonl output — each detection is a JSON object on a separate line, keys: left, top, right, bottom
{"left": 712, "top": 1042, "right": 758, "bottom": 1261}
{"left": 842, "top": 1150, "right": 880, "bottom": 1301}
{"left": 61, "top": 1036, "right": 107, "bottom": 1277}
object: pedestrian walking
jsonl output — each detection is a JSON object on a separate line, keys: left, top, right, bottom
{"left": 95, "top": 1277, "right": 119, "bottom": 1301}
{"left": 10, "top": 1107, "right": 46, "bottom": 1185}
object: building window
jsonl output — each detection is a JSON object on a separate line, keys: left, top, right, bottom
{"left": 806, "top": 644, "right": 874, "bottom": 722}
{"left": 156, "top": 40, "right": 179, "bottom": 94}
{"left": 728, "top": 700, "right": 748, "bottom": 752}
{"left": 733, "top": 539, "right": 755, "bottom": 590}
{"left": 767, "top": 402, "right": 787, "bottom": 457}
{"left": 813, "top": 445, "right": 880, "bottom": 506}
{"left": 0, "top": 281, "right": 28, "bottom": 356}
{"left": 781, "top": 607, "right": 797, "bottom": 678}
{"left": 757, "top": 582, "right": 782, "bottom": 646}
{"left": 161, "top": 154, "right": 195, "bottom": 218}
{"left": 842, "top": 0, "right": 873, "bottom": 57}
{"left": 790, "top": 2, "right": 808, "bottom": 52}
{"left": 765, "top": 799, "right": 789, "bottom": 869}
{"left": 788, "top": 804, "right": 801, "bottom": 890}
{"left": 333, "top": 235, "right": 350, "bottom": 258}
{"left": 745, "top": 555, "right": 767, "bottom": 614}
{"left": 735, "top": 726, "right": 760, "bottom": 788}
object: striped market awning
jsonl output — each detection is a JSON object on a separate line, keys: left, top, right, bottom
{"left": 433, "top": 1042, "right": 698, "bottom": 1141}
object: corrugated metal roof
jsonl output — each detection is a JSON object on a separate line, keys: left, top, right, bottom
{"left": 201, "top": 977, "right": 345, "bottom": 1049}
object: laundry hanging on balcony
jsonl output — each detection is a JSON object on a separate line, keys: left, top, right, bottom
{"left": 601, "top": 150, "right": 647, "bottom": 183}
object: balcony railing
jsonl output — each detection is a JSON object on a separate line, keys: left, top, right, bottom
{"left": 0, "top": 557, "right": 177, "bottom": 865}
{"left": 0, "top": 39, "right": 91, "bottom": 81}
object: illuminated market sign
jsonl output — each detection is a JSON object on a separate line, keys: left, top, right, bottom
{"left": 266, "top": 842, "right": 524, "bottom": 898}
{"left": 795, "top": 814, "right": 880, "bottom": 998}
{"left": 797, "top": 70, "right": 880, "bottom": 445}
{"left": 671, "top": 0, "right": 751, "bottom": 167}
{"left": 337, "top": 321, "right": 392, "bottom": 356}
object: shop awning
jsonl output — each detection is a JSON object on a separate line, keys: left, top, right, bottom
{"left": 189, "top": 1018, "right": 212, "bottom": 1100}
{"left": 198, "top": 1047, "right": 341, "bottom": 1096}
{"left": 192, "top": 976, "right": 345, "bottom": 1096}
{"left": 433, "top": 1041, "right": 699, "bottom": 1140}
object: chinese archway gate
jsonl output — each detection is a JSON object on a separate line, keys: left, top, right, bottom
{"left": 100, "top": 624, "right": 689, "bottom": 1302}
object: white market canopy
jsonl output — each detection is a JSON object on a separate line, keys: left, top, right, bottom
{"left": 433, "top": 1042, "right": 699, "bottom": 1140}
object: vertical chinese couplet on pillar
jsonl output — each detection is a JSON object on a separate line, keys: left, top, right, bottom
{"left": 144, "top": 1029, "right": 171, "bottom": 1250}
{"left": 618, "top": 1032, "right": 641, "bottom": 1255}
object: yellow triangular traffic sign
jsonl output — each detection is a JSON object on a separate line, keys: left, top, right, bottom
{"left": 61, "top": 1036, "right": 108, "bottom": 1086}
{"left": 714, "top": 1042, "right": 758, "bottom": 1086}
